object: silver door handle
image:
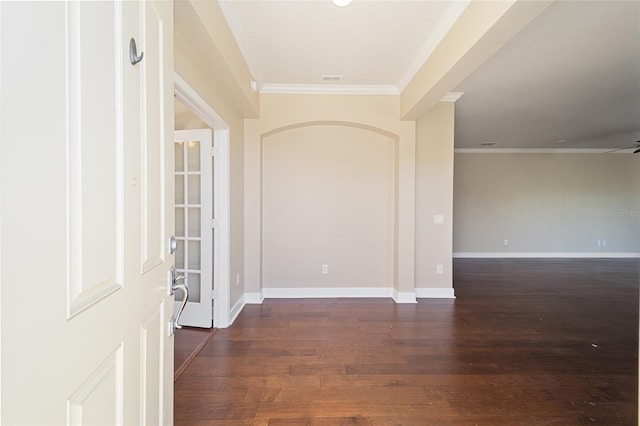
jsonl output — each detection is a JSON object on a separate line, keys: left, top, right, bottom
{"left": 170, "top": 267, "right": 188, "bottom": 330}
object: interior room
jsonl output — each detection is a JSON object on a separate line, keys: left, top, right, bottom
{"left": 1, "top": 0, "right": 638, "bottom": 424}
{"left": 171, "top": 0, "right": 640, "bottom": 423}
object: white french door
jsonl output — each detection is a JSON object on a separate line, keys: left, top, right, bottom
{"left": 1, "top": 1, "right": 174, "bottom": 424}
{"left": 174, "top": 129, "right": 214, "bottom": 328}
{"left": 174, "top": 75, "right": 232, "bottom": 329}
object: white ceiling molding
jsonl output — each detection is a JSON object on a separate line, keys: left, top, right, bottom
{"left": 218, "top": 0, "right": 262, "bottom": 87}
{"left": 441, "top": 92, "right": 464, "bottom": 102}
{"left": 260, "top": 84, "right": 400, "bottom": 95}
{"left": 454, "top": 148, "right": 615, "bottom": 154}
{"left": 397, "top": 0, "right": 471, "bottom": 92}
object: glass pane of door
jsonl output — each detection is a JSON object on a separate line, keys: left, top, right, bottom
{"left": 175, "top": 139, "right": 201, "bottom": 303}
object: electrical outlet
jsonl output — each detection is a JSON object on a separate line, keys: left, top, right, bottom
{"left": 503, "top": 239, "right": 509, "bottom": 246}
{"left": 322, "top": 264, "right": 329, "bottom": 274}
{"left": 597, "top": 240, "right": 601, "bottom": 247}
{"left": 436, "top": 264, "right": 444, "bottom": 274}
{"left": 602, "top": 240, "right": 606, "bottom": 247}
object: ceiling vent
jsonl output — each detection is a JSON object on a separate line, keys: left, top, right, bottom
{"left": 321, "top": 75, "right": 342, "bottom": 83}
{"left": 481, "top": 142, "right": 498, "bottom": 146}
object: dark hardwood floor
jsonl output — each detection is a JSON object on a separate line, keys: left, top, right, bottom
{"left": 174, "top": 259, "right": 639, "bottom": 425}
{"left": 175, "top": 327, "right": 217, "bottom": 381}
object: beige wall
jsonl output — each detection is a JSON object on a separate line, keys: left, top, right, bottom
{"left": 262, "top": 125, "right": 395, "bottom": 289}
{"left": 174, "top": 0, "right": 256, "bottom": 307}
{"left": 245, "top": 94, "right": 416, "bottom": 296}
{"left": 415, "top": 103, "right": 455, "bottom": 289}
{"left": 453, "top": 153, "right": 640, "bottom": 254}
{"left": 174, "top": 98, "right": 209, "bottom": 130}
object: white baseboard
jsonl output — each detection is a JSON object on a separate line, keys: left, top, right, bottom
{"left": 262, "top": 287, "right": 393, "bottom": 299}
{"left": 246, "top": 287, "right": 450, "bottom": 303}
{"left": 244, "top": 291, "right": 264, "bottom": 304}
{"left": 229, "top": 294, "right": 245, "bottom": 325}
{"left": 392, "top": 289, "right": 417, "bottom": 303}
{"left": 415, "top": 288, "right": 456, "bottom": 299}
{"left": 453, "top": 252, "right": 640, "bottom": 259}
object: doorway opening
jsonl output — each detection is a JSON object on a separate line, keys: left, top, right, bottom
{"left": 174, "top": 73, "right": 230, "bottom": 328}
{"left": 173, "top": 73, "right": 231, "bottom": 377}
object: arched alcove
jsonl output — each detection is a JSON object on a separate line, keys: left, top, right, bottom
{"left": 260, "top": 121, "right": 399, "bottom": 295}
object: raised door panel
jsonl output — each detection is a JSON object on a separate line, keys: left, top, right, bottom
{"left": 66, "top": 0, "right": 124, "bottom": 318}
{"left": 67, "top": 346, "right": 124, "bottom": 426}
{"left": 64, "top": 3, "right": 128, "bottom": 423}
{"left": 140, "top": 0, "right": 167, "bottom": 274}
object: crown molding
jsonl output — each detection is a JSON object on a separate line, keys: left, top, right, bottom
{"left": 260, "top": 84, "right": 400, "bottom": 95}
{"left": 454, "top": 148, "right": 614, "bottom": 154}
{"left": 441, "top": 92, "right": 464, "bottom": 102}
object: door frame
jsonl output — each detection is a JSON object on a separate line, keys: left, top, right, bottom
{"left": 174, "top": 72, "right": 231, "bottom": 328}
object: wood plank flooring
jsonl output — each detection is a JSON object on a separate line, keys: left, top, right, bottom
{"left": 174, "top": 259, "right": 639, "bottom": 425}
{"left": 175, "top": 327, "right": 217, "bottom": 381}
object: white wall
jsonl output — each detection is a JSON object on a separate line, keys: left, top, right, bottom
{"left": 453, "top": 153, "right": 640, "bottom": 255}
{"left": 262, "top": 125, "right": 394, "bottom": 289}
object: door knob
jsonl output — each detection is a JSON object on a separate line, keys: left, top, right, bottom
{"left": 169, "top": 236, "right": 178, "bottom": 255}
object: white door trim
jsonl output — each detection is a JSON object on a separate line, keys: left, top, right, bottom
{"left": 174, "top": 73, "right": 231, "bottom": 328}
{"left": 0, "top": 6, "right": 4, "bottom": 418}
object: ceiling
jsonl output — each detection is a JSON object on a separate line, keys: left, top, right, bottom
{"left": 218, "top": 0, "right": 640, "bottom": 150}
{"left": 454, "top": 0, "right": 640, "bottom": 149}
{"left": 219, "top": 0, "right": 468, "bottom": 92}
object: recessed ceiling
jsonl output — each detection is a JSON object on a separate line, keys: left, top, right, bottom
{"left": 219, "top": 0, "right": 468, "bottom": 93}
{"left": 216, "top": 0, "right": 640, "bottom": 149}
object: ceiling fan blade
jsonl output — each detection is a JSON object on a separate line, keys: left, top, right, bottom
{"left": 605, "top": 146, "right": 638, "bottom": 153}
{"left": 605, "top": 141, "right": 640, "bottom": 154}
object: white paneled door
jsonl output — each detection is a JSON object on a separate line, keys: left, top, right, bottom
{"left": 1, "top": 1, "right": 174, "bottom": 424}
{"left": 174, "top": 130, "right": 214, "bottom": 328}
